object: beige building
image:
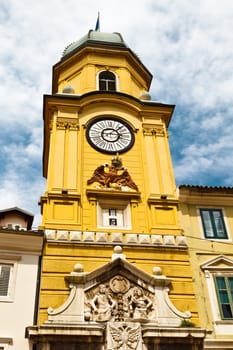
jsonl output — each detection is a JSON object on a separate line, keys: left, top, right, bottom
{"left": 178, "top": 185, "right": 233, "bottom": 350}
{"left": 0, "top": 207, "right": 44, "bottom": 350}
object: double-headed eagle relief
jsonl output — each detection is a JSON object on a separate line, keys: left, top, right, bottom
{"left": 87, "top": 155, "right": 138, "bottom": 191}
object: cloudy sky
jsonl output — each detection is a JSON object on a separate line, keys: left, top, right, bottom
{"left": 0, "top": 0, "right": 233, "bottom": 227}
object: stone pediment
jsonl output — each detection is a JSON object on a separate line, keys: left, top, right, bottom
{"left": 46, "top": 247, "right": 191, "bottom": 327}
{"left": 201, "top": 255, "right": 233, "bottom": 270}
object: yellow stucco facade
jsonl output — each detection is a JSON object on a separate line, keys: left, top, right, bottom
{"left": 178, "top": 186, "right": 233, "bottom": 348}
{"left": 37, "top": 30, "right": 200, "bottom": 329}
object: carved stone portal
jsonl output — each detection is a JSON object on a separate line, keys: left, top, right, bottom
{"left": 27, "top": 250, "right": 207, "bottom": 350}
{"left": 46, "top": 251, "right": 192, "bottom": 328}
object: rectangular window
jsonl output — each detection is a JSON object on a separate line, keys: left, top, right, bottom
{"left": 97, "top": 200, "right": 131, "bottom": 230}
{"left": 215, "top": 276, "right": 233, "bottom": 319}
{"left": 200, "top": 209, "right": 228, "bottom": 239}
{"left": 102, "top": 208, "right": 124, "bottom": 228}
{"left": 0, "top": 261, "right": 16, "bottom": 302}
{"left": 0, "top": 264, "right": 12, "bottom": 297}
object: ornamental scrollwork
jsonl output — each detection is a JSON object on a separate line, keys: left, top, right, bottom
{"left": 56, "top": 118, "right": 79, "bottom": 130}
{"left": 142, "top": 126, "right": 165, "bottom": 137}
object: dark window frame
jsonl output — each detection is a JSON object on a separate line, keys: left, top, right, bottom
{"left": 214, "top": 275, "right": 233, "bottom": 319}
{"left": 200, "top": 208, "right": 228, "bottom": 239}
{"left": 98, "top": 71, "right": 116, "bottom": 91}
{"left": 0, "top": 263, "right": 11, "bottom": 297}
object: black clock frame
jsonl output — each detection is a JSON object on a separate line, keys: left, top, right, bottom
{"left": 86, "top": 116, "right": 135, "bottom": 154}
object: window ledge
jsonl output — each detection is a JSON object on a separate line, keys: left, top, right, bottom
{"left": 0, "top": 297, "right": 14, "bottom": 303}
{"left": 215, "top": 320, "right": 233, "bottom": 325}
{"left": 86, "top": 188, "right": 141, "bottom": 199}
{"left": 0, "top": 337, "right": 13, "bottom": 344}
{"left": 205, "top": 238, "right": 231, "bottom": 242}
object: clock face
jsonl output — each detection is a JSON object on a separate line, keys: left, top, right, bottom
{"left": 86, "top": 117, "right": 134, "bottom": 154}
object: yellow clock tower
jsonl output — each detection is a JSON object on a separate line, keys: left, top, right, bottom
{"left": 27, "top": 29, "right": 206, "bottom": 350}
{"left": 41, "top": 29, "right": 178, "bottom": 236}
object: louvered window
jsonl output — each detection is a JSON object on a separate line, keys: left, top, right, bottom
{"left": 0, "top": 263, "right": 12, "bottom": 297}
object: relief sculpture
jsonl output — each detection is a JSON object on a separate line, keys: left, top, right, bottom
{"left": 90, "top": 284, "right": 116, "bottom": 322}
{"left": 87, "top": 156, "right": 138, "bottom": 191}
{"left": 108, "top": 322, "right": 141, "bottom": 350}
{"left": 86, "top": 275, "right": 154, "bottom": 322}
{"left": 128, "top": 287, "right": 153, "bottom": 319}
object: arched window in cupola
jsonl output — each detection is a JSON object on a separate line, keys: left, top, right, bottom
{"left": 98, "top": 71, "right": 116, "bottom": 91}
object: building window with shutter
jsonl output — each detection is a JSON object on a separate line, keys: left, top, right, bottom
{"left": 214, "top": 276, "right": 233, "bottom": 319}
{"left": 200, "top": 208, "right": 228, "bottom": 239}
{"left": 0, "top": 262, "right": 15, "bottom": 302}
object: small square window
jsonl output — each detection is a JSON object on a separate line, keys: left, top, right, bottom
{"left": 109, "top": 208, "right": 117, "bottom": 216}
{"left": 200, "top": 209, "right": 228, "bottom": 239}
{"left": 109, "top": 218, "right": 117, "bottom": 226}
{"left": 214, "top": 276, "right": 233, "bottom": 319}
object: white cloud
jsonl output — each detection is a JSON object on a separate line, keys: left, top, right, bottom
{"left": 0, "top": 0, "right": 233, "bottom": 227}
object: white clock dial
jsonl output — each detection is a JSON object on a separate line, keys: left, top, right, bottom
{"left": 86, "top": 117, "right": 134, "bottom": 154}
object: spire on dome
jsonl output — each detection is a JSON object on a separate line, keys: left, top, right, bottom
{"left": 95, "top": 12, "right": 100, "bottom": 31}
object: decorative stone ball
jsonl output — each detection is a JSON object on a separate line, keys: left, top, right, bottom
{"left": 84, "top": 311, "right": 91, "bottom": 321}
{"left": 153, "top": 266, "right": 162, "bottom": 275}
{"left": 62, "top": 84, "right": 75, "bottom": 94}
{"left": 74, "top": 263, "right": 84, "bottom": 273}
{"left": 114, "top": 245, "right": 123, "bottom": 254}
{"left": 140, "top": 90, "right": 151, "bottom": 100}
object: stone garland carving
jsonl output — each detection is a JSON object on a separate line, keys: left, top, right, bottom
{"left": 85, "top": 275, "right": 154, "bottom": 322}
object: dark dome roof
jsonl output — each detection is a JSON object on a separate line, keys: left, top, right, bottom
{"left": 62, "top": 30, "right": 127, "bottom": 57}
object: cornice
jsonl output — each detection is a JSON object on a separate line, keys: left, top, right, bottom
{"left": 0, "top": 231, "right": 44, "bottom": 254}
{"left": 148, "top": 195, "right": 178, "bottom": 205}
{"left": 179, "top": 185, "right": 233, "bottom": 206}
